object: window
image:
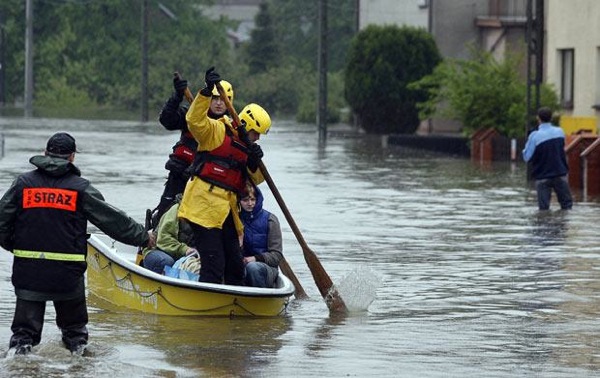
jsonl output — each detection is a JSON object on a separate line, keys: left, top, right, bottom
{"left": 559, "top": 49, "right": 574, "bottom": 109}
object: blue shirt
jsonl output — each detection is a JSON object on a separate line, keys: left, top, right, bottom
{"left": 522, "top": 123, "right": 569, "bottom": 179}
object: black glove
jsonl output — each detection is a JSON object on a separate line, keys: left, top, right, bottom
{"left": 173, "top": 73, "right": 188, "bottom": 99}
{"left": 248, "top": 143, "right": 264, "bottom": 160}
{"left": 246, "top": 143, "right": 263, "bottom": 172}
{"left": 200, "top": 66, "right": 221, "bottom": 97}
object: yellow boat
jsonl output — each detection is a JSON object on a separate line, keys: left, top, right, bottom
{"left": 86, "top": 233, "right": 295, "bottom": 317}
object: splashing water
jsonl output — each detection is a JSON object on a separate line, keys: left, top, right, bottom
{"left": 334, "top": 265, "right": 383, "bottom": 312}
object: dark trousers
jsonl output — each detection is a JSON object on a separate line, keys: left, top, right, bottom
{"left": 190, "top": 214, "right": 245, "bottom": 285}
{"left": 153, "top": 170, "right": 189, "bottom": 227}
{"left": 535, "top": 175, "right": 573, "bottom": 210}
{"left": 10, "top": 295, "right": 89, "bottom": 351}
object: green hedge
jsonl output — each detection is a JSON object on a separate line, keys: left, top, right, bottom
{"left": 410, "top": 47, "right": 560, "bottom": 138}
{"left": 344, "top": 25, "right": 441, "bottom": 134}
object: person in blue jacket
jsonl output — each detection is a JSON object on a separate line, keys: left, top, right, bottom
{"left": 522, "top": 107, "right": 573, "bottom": 210}
{"left": 239, "top": 183, "right": 283, "bottom": 288}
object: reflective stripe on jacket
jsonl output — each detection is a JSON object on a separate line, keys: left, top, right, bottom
{"left": 13, "top": 249, "right": 86, "bottom": 262}
{"left": 12, "top": 162, "right": 89, "bottom": 293}
{"left": 0, "top": 155, "right": 150, "bottom": 296}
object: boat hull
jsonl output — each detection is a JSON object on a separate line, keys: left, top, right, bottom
{"left": 86, "top": 234, "right": 294, "bottom": 316}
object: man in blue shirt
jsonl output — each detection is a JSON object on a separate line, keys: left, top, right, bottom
{"left": 522, "top": 107, "right": 573, "bottom": 210}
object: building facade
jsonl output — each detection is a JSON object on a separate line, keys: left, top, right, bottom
{"left": 358, "top": 0, "right": 429, "bottom": 30}
{"left": 199, "top": 0, "right": 262, "bottom": 45}
{"left": 358, "top": 0, "right": 529, "bottom": 134}
{"left": 545, "top": 0, "right": 600, "bottom": 126}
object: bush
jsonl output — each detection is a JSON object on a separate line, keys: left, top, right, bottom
{"left": 236, "top": 63, "right": 308, "bottom": 116}
{"left": 35, "top": 76, "right": 95, "bottom": 108}
{"left": 410, "top": 47, "right": 560, "bottom": 138}
{"left": 344, "top": 25, "right": 441, "bottom": 134}
{"left": 296, "top": 71, "right": 345, "bottom": 124}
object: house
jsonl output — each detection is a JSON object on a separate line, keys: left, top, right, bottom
{"left": 545, "top": 0, "right": 600, "bottom": 132}
{"left": 358, "top": 0, "right": 529, "bottom": 134}
{"left": 358, "top": 0, "right": 429, "bottom": 30}
{"left": 359, "top": 0, "right": 527, "bottom": 68}
{"left": 199, "top": 0, "right": 262, "bottom": 46}
{"left": 199, "top": 1, "right": 600, "bottom": 134}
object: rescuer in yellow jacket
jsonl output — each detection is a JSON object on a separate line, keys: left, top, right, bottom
{"left": 179, "top": 67, "right": 271, "bottom": 285}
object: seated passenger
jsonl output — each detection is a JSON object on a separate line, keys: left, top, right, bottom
{"left": 143, "top": 196, "right": 196, "bottom": 274}
{"left": 239, "top": 183, "right": 283, "bottom": 288}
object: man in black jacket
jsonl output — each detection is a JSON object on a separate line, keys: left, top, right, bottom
{"left": 0, "top": 132, "right": 155, "bottom": 356}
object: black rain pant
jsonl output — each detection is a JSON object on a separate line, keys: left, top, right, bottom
{"left": 190, "top": 213, "right": 245, "bottom": 286}
{"left": 9, "top": 295, "right": 88, "bottom": 352}
{"left": 153, "top": 170, "right": 189, "bottom": 228}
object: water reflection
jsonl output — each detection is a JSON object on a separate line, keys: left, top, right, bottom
{"left": 2, "top": 118, "right": 600, "bottom": 377}
{"left": 529, "top": 210, "right": 569, "bottom": 247}
{"left": 88, "top": 309, "right": 291, "bottom": 377}
{"left": 304, "top": 312, "right": 347, "bottom": 357}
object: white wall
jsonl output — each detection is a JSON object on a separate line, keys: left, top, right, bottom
{"left": 198, "top": 2, "right": 261, "bottom": 43}
{"left": 546, "top": 0, "right": 600, "bottom": 120}
{"left": 359, "top": 0, "right": 429, "bottom": 30}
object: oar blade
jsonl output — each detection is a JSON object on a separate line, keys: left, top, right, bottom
{"left": 213, "top": 79, "right": 340, "bottom": 310}
{"left": 302, "top": 245, "right": 347, "bottom": 313}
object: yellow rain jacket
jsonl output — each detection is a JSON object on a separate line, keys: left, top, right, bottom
{"left": 178, "top": 93, "right": 264, "bottom": 236}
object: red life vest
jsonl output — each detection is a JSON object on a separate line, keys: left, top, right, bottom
{"left": 170, "top": 131, "right": 196, "bottom": 165}
{"left": 194, "top": 131, "right": 248, "bottom": 194}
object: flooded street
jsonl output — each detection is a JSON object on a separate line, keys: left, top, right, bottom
{"left": 0, "top": 117, "right": 599, "bottom": 377}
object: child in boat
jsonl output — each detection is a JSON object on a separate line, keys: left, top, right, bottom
{"left": 239, "top": 182, "right": 283, "bottom": 288}
{"left": 143, "top": 195, "right": 198, "bottom": 275}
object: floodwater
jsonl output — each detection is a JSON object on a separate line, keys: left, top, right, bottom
{"left": 0, "top": 116, "right": 599, "bottom": 378}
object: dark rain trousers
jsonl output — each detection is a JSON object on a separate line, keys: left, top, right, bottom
{"left": 9, "top": 295, "right": 88, "bottom": 351}
{"left": 154, "top": 169, "right": 189, "bottom": 227}
{"left": 190, "top": 214, "right": 245, "bottom": 285}
{"left": 535, "top": 175, "right": 573, "bottom": 210}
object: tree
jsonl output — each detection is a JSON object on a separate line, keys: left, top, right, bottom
{"left": 345, "top": 25, "right": 441, "bottom": 134}
{"left": 0, "top": 0, "right": 231, "bottom": 113}
{"left": 265, "top": 0, "right": 355, "bottom": 72}
{"left": 244, "top": 2, "right": 279, "bottom": 74}
{"left": 410, "top": 48, "right": 560, "bottom": 138}
{"left": 234, "top": 0, "right": 356, "bottom": 118}
{"left": 0, "top": 0, "right": 357, "bottom": 119}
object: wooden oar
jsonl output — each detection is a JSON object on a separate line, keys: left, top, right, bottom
{"left": 176, "top": 73, "right": 308, "bottom": 299}
{"left": 173, "top": 72, "right": 195, "bottom": 104}
{"left": 214, "top": 81, "right": 347, "bottom": 313}
{"left": 277, "top": 256, "right": 308, "bottom": 299}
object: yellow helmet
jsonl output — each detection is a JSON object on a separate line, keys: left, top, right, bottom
{"left": 240, "top": 103, "right": 271, "bottom": 135}
{"left": 212, "top": 80, "right": 234, "bottom": 102}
